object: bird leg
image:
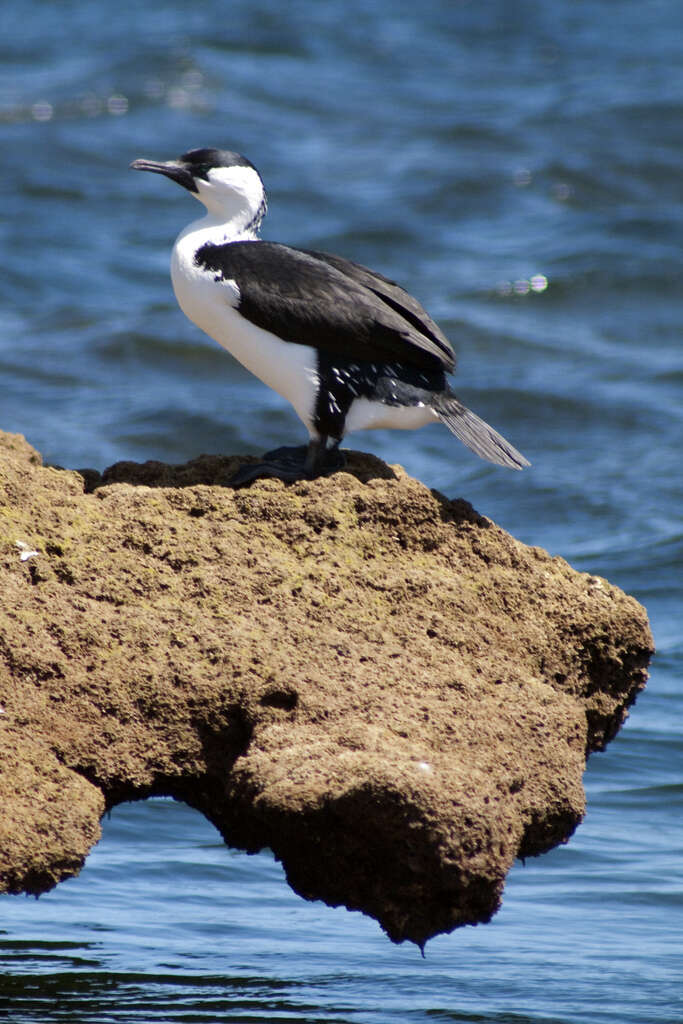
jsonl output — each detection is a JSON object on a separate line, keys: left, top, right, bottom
{"left": 304, "top": 437, "right": 326, "bottom": 474}
{"left": 229, "top": 436, "right": 345, "bottom": 487}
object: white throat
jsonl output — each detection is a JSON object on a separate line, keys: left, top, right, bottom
{"left": 184, "top": 207, "right": 261, "bottom": 248}
{"left": 192, "top": 164, "right": 266, "bottom": 242}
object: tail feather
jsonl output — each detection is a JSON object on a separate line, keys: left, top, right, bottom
{"left": 433, "top": 396, "right": 530, "bottom": 471}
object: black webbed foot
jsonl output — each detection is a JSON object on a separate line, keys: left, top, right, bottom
{"left": 229, "top": 442, "right": 345, "bottom": 488}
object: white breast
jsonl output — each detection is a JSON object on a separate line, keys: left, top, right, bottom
{"left": 171, "top": 224, "right": 319, "bottom": 436}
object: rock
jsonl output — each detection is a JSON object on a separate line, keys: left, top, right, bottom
{"left": 0, "top": 430, "right": 653, "bottom": 946}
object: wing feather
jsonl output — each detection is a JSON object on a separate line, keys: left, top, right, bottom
{"left": 194, "top": 241, "right": 454, "bottom": 372}
{"left": 302, "top": 248, "right": 455, "bottom": 371}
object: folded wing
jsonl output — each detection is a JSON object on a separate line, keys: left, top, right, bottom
{"left": 194, "top": 241, "right": 455, "bottom": 373}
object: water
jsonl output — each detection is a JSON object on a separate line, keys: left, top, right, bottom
{"left": 1, "top": 0, "right": 681, "bottom": 1020}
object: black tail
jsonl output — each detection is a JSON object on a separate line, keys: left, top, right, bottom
{"left": 433, "top": 395, "right": 530, "bottom": 471}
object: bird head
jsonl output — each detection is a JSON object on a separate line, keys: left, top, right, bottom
{"left": 130, "top": 147, "right": 267, "bottom": 235}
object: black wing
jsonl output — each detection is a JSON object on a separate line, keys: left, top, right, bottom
{"left": 302, "top": 248, "right": 455, "bottom": 370}
{"left": 194, "top": 240, "right": 455, "bottom": 372}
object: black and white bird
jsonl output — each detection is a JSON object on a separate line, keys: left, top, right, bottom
{"left": 130, "top": 147, "right": 529, "bottom": 483}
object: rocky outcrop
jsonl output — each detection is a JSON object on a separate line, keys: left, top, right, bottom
{"left": 0, "top": 431, "right": 653, "bottom": 946}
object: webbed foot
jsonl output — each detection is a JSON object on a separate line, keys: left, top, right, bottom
{"left": 229, "top": 442, "right": 345, "bottom": 488}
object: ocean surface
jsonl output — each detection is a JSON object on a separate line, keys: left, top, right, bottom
{"left": 1, "top": 0, "right": 681, "bottom": 1020}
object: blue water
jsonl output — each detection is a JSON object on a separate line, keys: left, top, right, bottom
{"left": 1, "top": 0, "right": 682, "bottom": 1020}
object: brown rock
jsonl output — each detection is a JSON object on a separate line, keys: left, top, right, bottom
{"left": 0, "top": 431, "right": 653, "bottom": 946}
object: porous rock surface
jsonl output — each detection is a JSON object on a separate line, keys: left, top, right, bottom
{"left": 0, "top": 430, "right": 653, "bottom": 945}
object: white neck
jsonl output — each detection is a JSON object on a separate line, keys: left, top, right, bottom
{"left": 186, "top": 204, "right": 262, "bottom": 246}
{"left": 190, "top": 165, "right": 267, "bottom": 243}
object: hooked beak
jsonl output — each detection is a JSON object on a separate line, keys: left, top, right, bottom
{"left": 129, "top": 158, "right": 198, "bottom": 193}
